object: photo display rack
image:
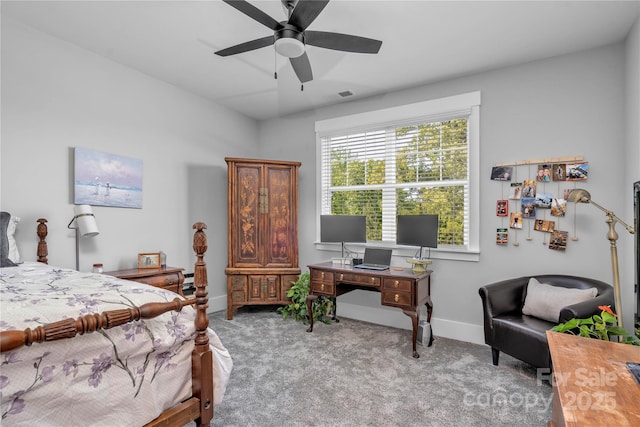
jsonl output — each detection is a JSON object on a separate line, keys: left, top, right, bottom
{"left": 491, "top": 155, "right": 588, "bottom": 251}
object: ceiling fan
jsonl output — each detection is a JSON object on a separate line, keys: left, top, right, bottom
{"left": 215, "top": 0, "right": 383, "bottom": 86}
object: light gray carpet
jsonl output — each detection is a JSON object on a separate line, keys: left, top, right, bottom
{"left": 207, "top": 307, "right": 552, "bottom": 427}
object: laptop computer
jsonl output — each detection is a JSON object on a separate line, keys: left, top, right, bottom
{"left": 353, "top": 248, "right": 392, "bottom": 271}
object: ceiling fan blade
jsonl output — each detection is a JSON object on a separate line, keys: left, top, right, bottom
{"left": 288, "top": 0, "right": 330, "bottom": 31}
{"left": 222, "top": 0, "right": 282, "bottom": 31}
{"left": 215, "top": 36, "right": 274, "bottom": 56}
{"left": 290, "top": 52, "right": 313, "bottom": 83}
{"left": 305, "top": 31, "right": 382, "bottom": 54}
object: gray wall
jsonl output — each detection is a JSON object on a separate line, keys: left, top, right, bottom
{"left": 258, "top": 41, "right": 639, "bottom": 342}
{"left": 0, "top": 17, "right": 260, "bottom": 309}
{"left": 625, "top": 9, "right": 640, "bottom": 330}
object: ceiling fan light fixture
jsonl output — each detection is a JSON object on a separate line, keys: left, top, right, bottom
{"left": 274, "top": 37, "right": 305, "bottom": 58}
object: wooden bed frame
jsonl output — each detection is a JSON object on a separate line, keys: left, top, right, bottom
{"left": 0, "top": 220, "right": 215, "bottom": 427}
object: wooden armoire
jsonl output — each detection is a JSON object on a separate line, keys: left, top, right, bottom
{"left": 225, "top": 157, "right": 301, "bottom": 320}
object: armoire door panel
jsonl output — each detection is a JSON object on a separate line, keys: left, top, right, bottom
{"left": 234, "top": 164, "right": 262, "bottom": 266}
{"left": 265, "top": 165, "right": 295, "bottom": 267}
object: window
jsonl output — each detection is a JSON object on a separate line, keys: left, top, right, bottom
{"left": 315, "top": 92, "right": 480, "bottom": 259}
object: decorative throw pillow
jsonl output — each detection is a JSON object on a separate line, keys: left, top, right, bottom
{"left": 522, "top": 277, "right": 597, "bottom": 322}
{"left": 1, "top": 211, "right": 20, "bottom": 267}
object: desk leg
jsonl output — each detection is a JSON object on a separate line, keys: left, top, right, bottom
{"left": 330, "top": 297, "right": 339, "bottom": 322}
{"left": 402, "top": 309, "right": 420, "bottom": 358}
{"left": 305, "top": 294, "right": 317, "bottom": 333}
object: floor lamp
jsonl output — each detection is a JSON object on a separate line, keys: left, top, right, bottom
{"left": 67, "top": 205, "right": 99, "bottom": 271}
{"left": 568, "top": 189, "right": 636, "bottom": 327}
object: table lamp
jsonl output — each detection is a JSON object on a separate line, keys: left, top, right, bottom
{"left": 67, "top": 205, "right": 99, "bottom": 271}
{"left": 568, "top": 189, "right": 635, "bottom": 327}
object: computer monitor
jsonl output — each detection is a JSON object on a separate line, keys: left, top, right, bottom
{"left": 397, "top": 215, "right": 438, "bottom": 259}
{"left": 320, "top": 215, "right": 366, "bottom": 258}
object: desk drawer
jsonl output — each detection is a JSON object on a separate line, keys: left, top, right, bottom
{"left": 310, "top": 270, "right": 334, "bottom": 296}
{"left": 381, "top": 290, "right": 413, "bottom": 308}
{"left": 135, "top": 272, "right": 183, "bottom": 294}
{"left": 335, "top": 272, "right": 380, "bottom": 288}
{"left": 311, "top": 279, "right": 334, "bottom": 296}
{"left": 311, "top": 270, "right": 334, "bottom": 283}
{"left": 383, "top": 278, "right": 413, "bottom": 293}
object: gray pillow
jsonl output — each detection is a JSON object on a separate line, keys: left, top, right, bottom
{"left": 522, "top": 277, "right": 597, "bottom": 322}
{"left": 1, "top": 211, "right": 18, "bottom": 267}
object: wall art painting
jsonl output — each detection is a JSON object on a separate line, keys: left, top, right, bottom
{"left": 74, "top": 147, "right": 143, "bottom": 208}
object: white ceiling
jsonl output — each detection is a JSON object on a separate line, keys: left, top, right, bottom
{"left": 3, "top": 0, "right": 639, "bottom": 121}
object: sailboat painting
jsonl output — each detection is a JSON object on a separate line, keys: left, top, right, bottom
{"left": 74, "top": 147, "right": 143, "bottom": 208}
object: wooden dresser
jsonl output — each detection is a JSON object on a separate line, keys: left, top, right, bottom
{"left": 546, "top": 331, "right": 640, "bottom": 427}
{"left": 104, "top": 266, "right": 185, "bottom": 295}
{"left": 224, "top": 157, "right": 301, "bottom": 320}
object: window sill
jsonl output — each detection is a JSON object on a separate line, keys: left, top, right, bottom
{"left": 314, "top": 242, "right": 480, "bottom": 263}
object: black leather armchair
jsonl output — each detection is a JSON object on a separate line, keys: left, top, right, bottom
{"left": 478, "top": 275, "right": 614, "bottom": 369}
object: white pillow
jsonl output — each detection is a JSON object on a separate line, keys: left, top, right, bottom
{"left": 7, "top": 214, "right": 21, "bottom": 263}
{"left": 522, "top": 277, "right": 597, "bottom": 322}
{"left": 1, "top": 212, "right": 21, "bottom": 267}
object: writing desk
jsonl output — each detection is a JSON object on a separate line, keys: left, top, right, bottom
{"left": 306, "top": 262, "right": 433, "bottom": 358}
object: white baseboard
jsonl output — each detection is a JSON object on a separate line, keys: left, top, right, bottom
{"left": 207, "top": 292, "right": 486, "bottom": 347}
{"left": 336, "top": 301, "right": 485, "bottom": 346}
{"left": 207, "top": 294, "right": 228, "bottom": 314}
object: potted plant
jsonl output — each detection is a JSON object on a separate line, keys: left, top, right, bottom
{"left": 277, "top": 272, "right": 334, "bottom": 325}
{"left": 551, "top": 305, "right": 640, "bottom": 345}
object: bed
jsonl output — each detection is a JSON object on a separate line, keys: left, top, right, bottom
{"left": 0, "top": 218, "right": 232, "bottom": 426}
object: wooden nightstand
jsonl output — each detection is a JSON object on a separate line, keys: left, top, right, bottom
{"left": 104, "top": 266, "right": 185, "bottom": 295}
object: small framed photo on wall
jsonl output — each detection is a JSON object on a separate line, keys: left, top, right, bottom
{"left": 490, "top": 166, "right": 513, "bottom": 181}
{"left": 496, "top": 200, "right": 508, "bottom": 216}
{"left": 138, "top": 252, "right": 161, "bottom": 269}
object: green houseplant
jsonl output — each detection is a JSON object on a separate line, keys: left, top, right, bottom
{"left": 551, "top": 305, "right": 640, "bottom": 345}
{"left": 277, "top": 272, "right": 334, "bottom": 325}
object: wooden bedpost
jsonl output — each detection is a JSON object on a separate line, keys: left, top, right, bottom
{"left": 191, "top": 222, "right": 214, "bottom": 426}
{"left": 36, "top": 218, "right": 48, "bottom": 264}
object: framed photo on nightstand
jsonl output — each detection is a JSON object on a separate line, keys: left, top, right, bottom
{"left": 138, "top": 252, "right": 161, "bottom": 269}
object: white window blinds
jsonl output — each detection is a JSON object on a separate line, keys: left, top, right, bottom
{"left": 316, "top": 92, "right": 480, "bottom": 250}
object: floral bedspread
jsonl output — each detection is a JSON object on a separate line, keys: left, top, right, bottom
{"left": 0, "top": 262, "right": 232, "bottom": 426}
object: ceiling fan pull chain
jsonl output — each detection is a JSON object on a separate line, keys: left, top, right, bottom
{"left": 274, "top": 50, "right": 278, "bottom": 80}
{"left": 301, "top": 84, "right": 304, "bottom": 92}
